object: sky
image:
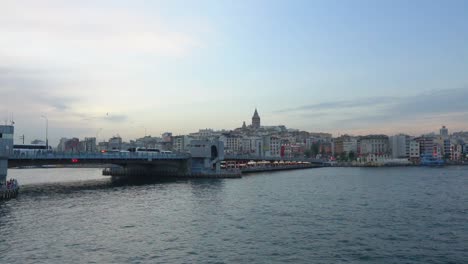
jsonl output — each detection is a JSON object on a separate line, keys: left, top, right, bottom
{"left": 1, "top": 0, "right": 468, "bottom": 145}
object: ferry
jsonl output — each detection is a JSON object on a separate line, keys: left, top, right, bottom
{"left": 420, "top": 154, "right": 444, "bottom": 167}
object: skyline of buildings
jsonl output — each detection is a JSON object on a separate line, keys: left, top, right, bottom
{"left": 15, "top": 109, "right": 468, "bottom": 163}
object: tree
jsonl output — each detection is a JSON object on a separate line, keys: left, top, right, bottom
{"left": 338, "top": 152, "right": 348, "bottom": 162}
{"left": 310, "top": 143, "right": 320, "bottom": 157}
{"left": 443, "top": 153, "right": 451, "bottom": 161}
{"left": 348, "top": 151, "right": 356, "bottom": 161}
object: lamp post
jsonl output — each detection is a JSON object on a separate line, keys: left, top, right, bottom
{"left": 41, "top": 115, "right": 48, "bottom": 150}
{"left": 96, "top": 128, "right": 102, "bottom": 152}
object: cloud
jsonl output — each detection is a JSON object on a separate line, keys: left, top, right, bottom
{"left": 101, "top": 114, "right": 128, "bottom": 123}
{"left": 276, "top": 96, "right": 397, "bottom": 113}
{"left": 0, "top": 65, "right": 81, "bottom": 112}
{"left": 277, "top": 87, "right": 468, "bottom": 134}
{"left": 0, "top": 1, "right": 203, "bottom": 60}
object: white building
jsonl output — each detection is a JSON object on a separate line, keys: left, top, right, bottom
{"left": 219, "top": 134, "right": 242, "bottom": 154}
{"left": 409, "top": 140, "right": 420, "bottom": 158}
{"left": 173, "top": 135, "right": 193, "bottom": 152}
{"left": 108, "top": 136, "right": 122, "bottom": 150}
{"left": 263, "top": 136, "right": 280, "bottom": 157}
{"left": 359, "top": 135, "right": 390, "bottom": 155}
{"left": 440, "top": 125, "right": 448, "bottom": 138}
{"left": 83, "top": 137, "right": 97, "bottom": 152}
{"left": 390, "top": 134, "right": 411, "bottom": 158}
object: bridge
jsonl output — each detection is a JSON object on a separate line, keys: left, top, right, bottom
{"left": 10, "top": 153, "right": 324, "bottom": 167}
{"left": 9, "top": 152, "right": 191, "bottom": 167}
{"left": 8, "top": 152, "right": 323, "bottom": 179}
{"left": 9, "top": 152, "right": 194, "bottom": 179}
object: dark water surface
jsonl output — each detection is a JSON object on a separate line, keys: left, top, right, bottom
{"left": 1, "top": 167, "right": 467, "bottom": 263}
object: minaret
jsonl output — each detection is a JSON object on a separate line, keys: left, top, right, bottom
{"left": 251, "top": 108, "right": 260, "bottom": 129}
{"left": 242, "top": 121, "right": 247, "bottom": 130}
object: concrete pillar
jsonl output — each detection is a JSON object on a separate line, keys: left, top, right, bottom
{"left": 0, "top": 125, "right": 14, "bottom": 183}
{"left": 0, "top": 160, "right": 7, "bottom": 183}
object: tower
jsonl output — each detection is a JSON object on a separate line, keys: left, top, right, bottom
{"left": 251, "top": 108, "right": 260, "bottom": 129}
{"left": 440, "top": 125, "right": 448, "bottom": 138}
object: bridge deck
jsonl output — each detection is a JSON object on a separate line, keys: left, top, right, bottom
{"left": 11, "top": 152, "right": 191, "bottom": 160}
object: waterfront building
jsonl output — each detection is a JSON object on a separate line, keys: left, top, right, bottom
{"left": 162, "top": 132, "right": 172, "bottom": 143}
{"left": 161, "top": 132, "right": 173, "bottom": 150}
{"left": 334, "top": 135, "right": 358, "bottom": 156}
{"left": 135, "top": 136, "right": 162, "bottom": 148}
{"left": 414, "top": 135, "right": 435, "bottom": 156}
{"left": 83, "top": 137, "right": 97, "bottom": 152}
{"left": 309, "top": 132, "right": 333, "bottom": 143}
{"left": 219, "top": 134, "right": 242, "bottom": 154}
{"left": 108, "top": 136, "right": 122, "bottom": 150}
{"left": 251, "top": 109, "right": 261, "bottom": 129}
{"left": 242, "top": 136, "right": 264, "bottom": 156}
{"left": 263, "top": 135, "right": 280, "bottom": 157}
{"left": 434, "top": 136, "right": 451, "bottom": 158}
{"left": 57, "top": 138, "right": 69, "bottom": 152}
{"left": 452, "top": 131, "right": 468, "bottom": 142}
{"left": 97, "top": 141, "right": 109, "bottom": 152}
{"left": 189, "top": 129, "right": 223, "bottom": 140}
{"left": 359, "top": 135, "right": 390, "bottom": 155}
{"left": 409, "top": 140, "right": 420, "bottom": 159}
{"left": 432, "top": 144, "right": 443, "bottom": 159}
{"left": 450, "top": 142, "right": 463, "bottom": 161}
{"left": 282, "top": 143, "right": 306, "bottom": 158}
{"left": 358, "top": 153, "right": 392, "bottom": 164}
{"left": 173, "top": 135, "right": 193, "bottom": 152}
{"left": 389, "top": 134, "right": 411, "bottom": 158}
{"left": 62, "top": 138, "right": 80, "bottom": 153}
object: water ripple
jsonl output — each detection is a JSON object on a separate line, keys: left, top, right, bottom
{"left": 0, "top": 167, "right": 467, "bottom": 263}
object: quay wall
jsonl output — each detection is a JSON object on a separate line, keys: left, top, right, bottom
{"left": 0, "top": 188, "right": 19, "bottom": 199}
{"left": 241, "top": 164, "right": 320, "bottom": 174}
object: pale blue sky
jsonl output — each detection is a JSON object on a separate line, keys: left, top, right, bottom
{"left": 1, "top": 0, "right": 467, "bottom": 144}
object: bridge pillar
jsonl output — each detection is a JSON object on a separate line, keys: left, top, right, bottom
{"left": 188, "top": 140, "right": 224, "bottom": 175}
{"left": 0, "top": 126, "right": 14, "bottom": 183}
{"left": 105, "top": 159, "right": 192, "bottom": 181}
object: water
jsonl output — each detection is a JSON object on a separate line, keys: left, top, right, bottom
{"left": 1, "top": 167, "right": 467, "bottom": 263}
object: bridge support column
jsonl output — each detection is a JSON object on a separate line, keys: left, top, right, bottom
{"left": 105, "top": 159, "right": 191, "bottom": 181}
{"left": 0, "top": 125, "right": 14, "bottom": 200}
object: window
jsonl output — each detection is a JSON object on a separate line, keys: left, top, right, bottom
{"left": 0, "top": 133, "right": 12, "bottom": 139}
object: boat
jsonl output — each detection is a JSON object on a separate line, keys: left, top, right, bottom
{"left": 420, "top": 154, "right": 444, "bottom": 166}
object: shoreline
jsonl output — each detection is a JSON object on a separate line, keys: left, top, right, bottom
{"left": 328, "top": 163, "right": 468, "bottom": 168}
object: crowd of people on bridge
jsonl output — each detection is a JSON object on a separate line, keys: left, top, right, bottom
{"left": 0, "top": 178, "right": 19, "bottom": 191}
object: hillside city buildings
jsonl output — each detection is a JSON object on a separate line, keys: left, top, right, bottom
{"left": 21, "top": 109, "right": 468, "bottom": 163}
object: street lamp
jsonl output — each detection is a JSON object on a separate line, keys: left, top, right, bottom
{"left": 41, "top": 115, "right": 48, "bottom": 150}
{"left": 96, "top": 128, "right": 102, "bottom": 152}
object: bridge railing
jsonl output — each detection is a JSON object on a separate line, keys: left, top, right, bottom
{"left": 11, "top": 152, "right": 191, "bottom": 160}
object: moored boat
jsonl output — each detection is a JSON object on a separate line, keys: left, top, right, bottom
{"left": 420, "top": 154, "right": 444, "bottom": 166}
